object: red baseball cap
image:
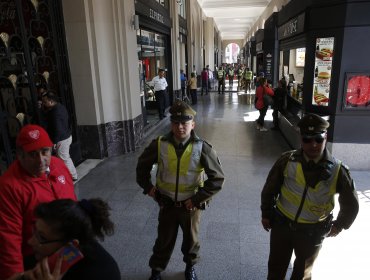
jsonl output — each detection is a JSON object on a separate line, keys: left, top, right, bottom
{"left": 16, "top": 124, "right": 53, "bottom": 152}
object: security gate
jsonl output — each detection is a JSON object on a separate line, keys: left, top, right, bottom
{"left": 0, "top": 0, "right": 80, "bottom": 173}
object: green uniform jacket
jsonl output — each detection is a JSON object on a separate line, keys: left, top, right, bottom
{"left": 136, "top": 130, "right": 225, "bottom": 207}
{"left": 260, "top": 148, "right": 359, "bottom": 230}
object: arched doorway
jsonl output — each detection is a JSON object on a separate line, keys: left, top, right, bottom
{"left": 225, "top": 43, "right": 240, "bottom": 64}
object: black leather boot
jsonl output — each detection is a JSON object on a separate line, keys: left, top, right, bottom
{"left": 185, "top": 265, "right": 198, "bottom": 280}
{"left": 148, "top": 269, "right": 161, "bottom": 280}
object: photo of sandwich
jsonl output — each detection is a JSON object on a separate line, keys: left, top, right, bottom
{"left": 321, "top": 48, "right": 333, "bottom": 56}
{"left": 315, "top": 48, "right": 333, "bottom": 60}
{"left": 318, "top": 71, "right": 330, "bottom": 79}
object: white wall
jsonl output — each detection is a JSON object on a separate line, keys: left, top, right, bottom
{"left": 62, "top": 0, "right": 141, "bottom": 125}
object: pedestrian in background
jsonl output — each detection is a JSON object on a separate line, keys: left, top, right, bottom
{"left": 201, "top": 68, "right": 209, "bottom": 96}
{"left": 149, "top": 69, "right": 168, "bottom": 120}
{"left": 255, "top": 77, "right": 274, "bottom": 132}
{"left": 261, "top": 113, "right": 359, "bottom": 279}
{"left": 180, "top": 69, "right": 187, "bottom": 100}
{"left": 217, "top": 66, "right": 225, "bottom": 94}
{"left": 272, "top": 79, "right": 288, "bottom": 130}
{"left": 136, "top": 101, "right": 225, "bottom": 280}
{"left": 187, "top": 72, "right": 198, "bottom": 105}
{"left": 42, "top": 91, "right": 78, "bottom": 181}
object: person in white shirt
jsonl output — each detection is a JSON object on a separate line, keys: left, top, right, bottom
{"left": 150, "top": 69, "right": 168, "bottom": 120}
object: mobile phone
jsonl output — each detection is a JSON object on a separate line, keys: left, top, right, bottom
{"left": 47, "top": 241, "right": 84, "bottom": 274}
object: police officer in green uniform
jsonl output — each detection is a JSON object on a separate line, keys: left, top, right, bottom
{"left": 217, "top": 66, "right": 226, "bottom": 94}
{"left": 260, "top": 113, "right": 359, "bottom": 280}
{"left": 136, "top": 101, "right": 225, "bottom": 280}
{"left": 244, "top": 67, "right": 253, "bottom": 93}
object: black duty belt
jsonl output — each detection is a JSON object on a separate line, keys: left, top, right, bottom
{"left": 274, "top": 208, "right": 332, "bottom": 232}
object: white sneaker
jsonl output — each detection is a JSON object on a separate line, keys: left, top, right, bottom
{"left": 259, "top": 127, "right": 268, "bottom": 132}
{"left": 256, "top": 124, "right": 261, "bottom": 130}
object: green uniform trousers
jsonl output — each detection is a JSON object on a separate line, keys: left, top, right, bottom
{"left": 268, "top": 223, "right": 322, "bottom": 280}
{"left": 149, "top": 206, "right": 201, "bottom": 271}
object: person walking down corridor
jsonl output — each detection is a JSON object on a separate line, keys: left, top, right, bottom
{"left": 228, "top": 66, "right": 234, "bottom": 88}
{"left": 136, "top": 101, "right": 225, "bottom": 280}
{"left": 187, "top": 72, "right": 198, "bottom": 105}
{"left": 217, "top": 66, "right": 225, "bottom": 94}
{"left": 261, "top": 113, "right": 359, "bottom": 280}
{"left": 201, "top": 68, "right": 209, "bottom": 96}
{"left": 0, "top": 124, "right": 76, "bottom": 280}
{"left": 244, "top": 67, "right": 253, "bottom": 93}
{"left": 150, "top": 68, "right": 168, "bottom": 120}
{"left": 42, "top": 91, "right": 78, "bottom": 181}
{"left": 255, "top": 77, "right": 274, "bottom": 131}
{"left": 180, "top": 69, "right": 187, "bottom": 100}
{"left": 272, "top": 79, "right": 288, "bottom": 130}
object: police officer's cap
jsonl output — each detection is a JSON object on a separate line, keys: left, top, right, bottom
{"left": 298, "top": 113, "right": 329, "bottom": 135}
{"left": 169, "top": 101, "right": 196, "bottom": 122}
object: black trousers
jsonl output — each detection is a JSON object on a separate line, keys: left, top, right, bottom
{"left": 218, "top": 79, "right": 225, "bottom": 93}
{"left": 149, "top": 206, "right": 201, "bottom": 271}
{"left": 257, "top": 106, "right": 268, "bottom": 126}
{"left": 268, "top": 223, "right": 322, "bottom": 280}
{"left": 155, "top": 90, "right": 166, "bottom": 119}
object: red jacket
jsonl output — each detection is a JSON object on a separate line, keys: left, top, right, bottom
{"left": 0, "top": 157, "right": 77, "bottom": 280}
{"left": 255, "top": 85, "right": 274, "bottom": 110}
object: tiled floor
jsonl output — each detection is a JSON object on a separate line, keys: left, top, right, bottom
{"left": 75, "top": 84, "right": 370, "bottom": 280}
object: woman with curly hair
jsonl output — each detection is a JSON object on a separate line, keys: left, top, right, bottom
{"left": 8, "top": 198, "right": 120, "bottom": 280}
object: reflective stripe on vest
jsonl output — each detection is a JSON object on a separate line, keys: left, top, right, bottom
{"left": 217, "top": 70, "right": 224, "bottom": 79}
{"left": 276, "top": 159, "right": 341, "bottom": 223}
{"left": 156, "top": 138, "right": 204, "bottom": 201}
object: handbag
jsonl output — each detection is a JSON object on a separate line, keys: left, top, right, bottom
{"left": 262, "top": 86, "right": 274, "bottom": 107}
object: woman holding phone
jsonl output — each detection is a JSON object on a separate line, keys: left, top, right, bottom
{"left": 8, "top": 198, "right": 121, "bottom": 280}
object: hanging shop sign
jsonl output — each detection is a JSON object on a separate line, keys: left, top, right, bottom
{"left": 265, "top": 53, "right": 273, "bottom": 79}
{"left": 278, "top": 13, "right": 305, "bottom": 41}
{"left": 312, "top": 37, "right": 335, "bottom": 106}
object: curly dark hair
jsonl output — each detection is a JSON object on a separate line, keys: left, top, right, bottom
{"left": 34, "top": 198, "right": 114, "bottom": 251}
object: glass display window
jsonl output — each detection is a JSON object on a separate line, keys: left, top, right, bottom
{"left": 137, "top": 29, "right": 168, "bottom": 102}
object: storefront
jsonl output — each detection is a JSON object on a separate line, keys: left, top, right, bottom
{"left": 277, "top": 11, "right": 306, "bottom": 147}
{"left": 277, "top": 0, "right": 370, "bottom": 169}
{"left": 135, "top": 0, "right": 173, "bottom": 125}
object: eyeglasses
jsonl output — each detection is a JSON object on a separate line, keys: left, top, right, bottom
{"left": 33, "top": 226, "right": 65, "bottom": 245}
{"left": 302, "top": 134, "right": 326, "bottom": 144}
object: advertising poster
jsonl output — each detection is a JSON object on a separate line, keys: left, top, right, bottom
{"left": 312, "top": 37, "right": 334, "bottom": 106}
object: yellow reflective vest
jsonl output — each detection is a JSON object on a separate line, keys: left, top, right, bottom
{"left": 276, "top": 159, "right": 341, "bottom": 223}
{"left": 245, "top": 70, "right": 253, "bottom": 80}
{"left": 156, "top": 137, "right": 204, "bottom": 201}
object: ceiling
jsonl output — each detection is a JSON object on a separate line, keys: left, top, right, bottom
{"left": 197, "top": 0, "right": 272, "bottom": 41}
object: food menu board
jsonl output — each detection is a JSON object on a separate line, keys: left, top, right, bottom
{"left": 312, "top": 37, "right": 334, "bottom": 106}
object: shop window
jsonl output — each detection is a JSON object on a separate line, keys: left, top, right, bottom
{"left": 137, "top": 29, "right": 168, "bottom": 102}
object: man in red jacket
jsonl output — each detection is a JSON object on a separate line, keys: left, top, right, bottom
{"left": 0, "top": 124, "right": 77, "bottom": 280}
